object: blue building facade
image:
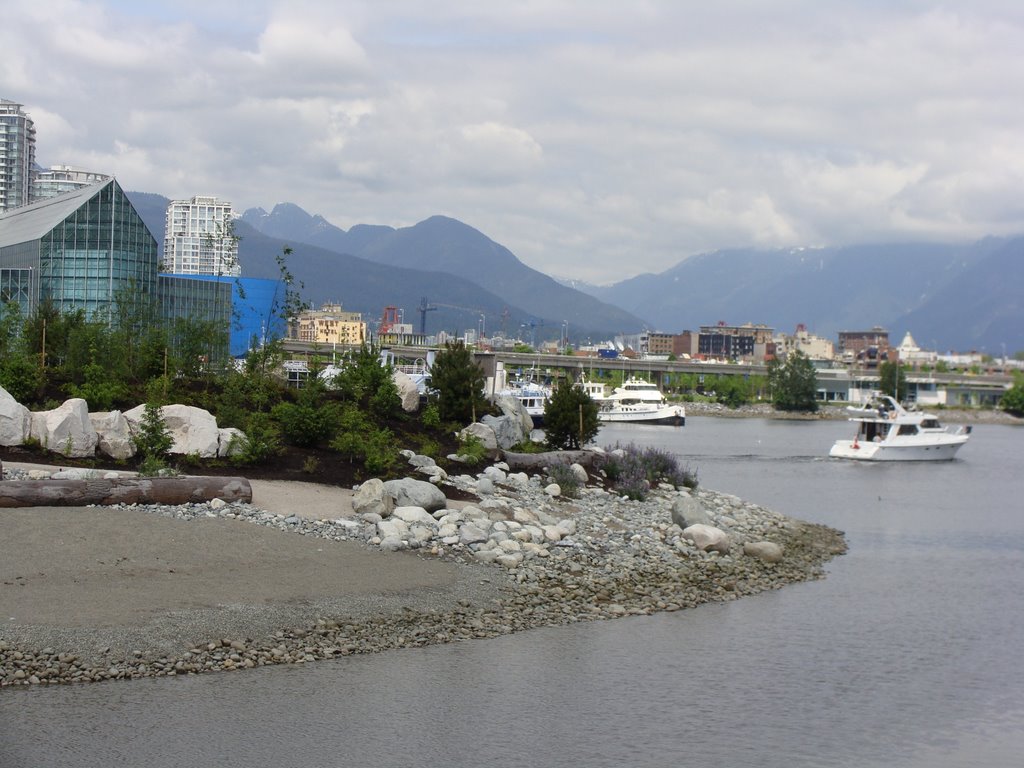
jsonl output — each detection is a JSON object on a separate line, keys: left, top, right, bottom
{"left": 172, "top": 274, "right": 284, "bottom": 357}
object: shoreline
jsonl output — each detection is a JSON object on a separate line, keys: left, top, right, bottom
{"left": 681, "top": 400, "right": 1020, "bottom": 424}
{"left": 1, "top": 460, "right": 845, "bottom": 687}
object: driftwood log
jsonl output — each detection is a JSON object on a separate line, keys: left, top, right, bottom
{"left": 500, "top": 450, "right": 602, "bottom": 473}
{"left": 0, "top": 476, "right": 252, "bottom": 508}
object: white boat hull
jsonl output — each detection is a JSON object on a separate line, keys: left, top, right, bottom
{"left": 829, "top": 434, "right": 969, "bottom": 461}
{"left": 598, "top": 405, "right": 685, "bottom": 426}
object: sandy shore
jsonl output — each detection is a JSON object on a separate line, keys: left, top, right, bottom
{"left": 1, "top": 456, "right": 844, "bottom": 686}
{"left": 0, "top": 466, "right": 505, "bottom": 671}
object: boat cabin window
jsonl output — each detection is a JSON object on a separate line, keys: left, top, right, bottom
{"left": 921, "top": 418, "right": 941, "bottom": 429}
{"left": 897, "top": 424, "right": 918, "bottom": 436}
{"left": 861, "top": 422, "right": 890, "bottom": 441}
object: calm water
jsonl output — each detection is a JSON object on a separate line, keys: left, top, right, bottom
{"left": 3, "top": 418, "right": 1023, "bottom": 768}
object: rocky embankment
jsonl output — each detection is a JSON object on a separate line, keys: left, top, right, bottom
{"left": 1, "top": 457, "right": 846, "bottom": 687}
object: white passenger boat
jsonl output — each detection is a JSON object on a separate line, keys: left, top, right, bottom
{"left": 582, "top": 376, "right": 685, "bottom": 426}
{"left": 829, "top": 395, "right": 971, "bottom": 461}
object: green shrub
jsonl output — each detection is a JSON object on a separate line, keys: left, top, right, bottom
{"left": 547, "top": 463, "right": 581, "bottom": 498}
{"left": 455, "top": 432, "right": 488, "bottom": 466}
{"left": 330, "top": 404, "right": 397, "bottom": 475}
{"left": 230, "top": 412, "right": 283, "bottom": 465}
{"left": 0, "top": 353, "right": 43, "bottom": 403}
{"left": 134, "top": 386, "right": 173, "bottom": 473}
{"left": 271, "top": 398, "right": 340, "bottom": 447}
{"left": 421, "top": 403, "right": 441, "bottom": 429}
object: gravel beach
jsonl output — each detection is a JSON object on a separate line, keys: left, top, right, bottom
{"left": 1, "top": 457, "right": 846, "bottom": 687}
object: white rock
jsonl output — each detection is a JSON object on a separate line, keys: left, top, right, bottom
{"left": 496, "top": 553, "right": 524, "bottom": 568}
{"left": 459, "top": 523, "right": 489, "bottom": 545}
{"left": 217, "top": 427, "right": 246, "bottom": 458}
{"left": 90, "top": 411, "right": 135, "bottom": 460}
{"left": 377, "top": 518, "right": 410, "bottom": 540}
{"left": 124, "top": 403, "right": 220, "bottom": 457}
{"left": 681, "top": 523, "right": 732, "bottom": 554}
{"left": 544, "top": 483, "right": 561, "bottom": 497}
{"left": 392, "top": 506, "right": 437, "bottom": 526}
{"left": 0, "top": 386, "right": 31, "bottom": 447}
{"left": 743, "top": 541, "right": 785, "bottom": 563}
{"left": 352, "top": 478, "right": 394, "bottom": 518}
{"left": 459, "top": 422, "right": 498, "bottom": 452}
{"left": 383, "top": 478, "right": 448, "bottom": 513}
{"left": 392, "top": 370, "right": 421, "bottom": 413}
{"left": 31, "top": 399, "right": 97, "bottom": 457}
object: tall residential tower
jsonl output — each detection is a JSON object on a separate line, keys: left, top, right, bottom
{"left": 0, "top": 100, "right": 36, "bottom": 212}
{"left": 163, "top": 195, "right": 240, "bottom": 276}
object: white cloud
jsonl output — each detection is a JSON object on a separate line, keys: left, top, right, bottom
{"left": 3, "top": 1, "right": 1024, "bottom": 283}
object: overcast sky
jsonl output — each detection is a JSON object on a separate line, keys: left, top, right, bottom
{"left": 4, "top": 1, "right": 1023, "bottom": 283}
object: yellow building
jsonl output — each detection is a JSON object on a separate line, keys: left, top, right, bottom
{"left": 292, "top": 303, "right": 366, "bottom": 345}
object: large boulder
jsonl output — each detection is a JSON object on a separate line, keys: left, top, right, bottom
{"left": 671, "top": 495, "right": 712, "bottom": 529}
{"left": 30, "top": 398, "right": 97, "bottom": 458}
{"left": 383, "top": 477, "right": 448, "bottom": 513}
{"left": 480, "top": 413, "right": 528, "bottom": 450}
{"left": 353, "top": 478, "right": 395, "bottom": 518}
{"left": 681, "top": 523, "right": 732, "bottom": 554}
{"left": 0, "top": 386, "right": 31, "bottom": 447}
{"left": 459, "top": 422, "right": 498, "bottom": 453}
{"left": 392, "top": 370, "right": 421, "bottom": 413}
{"left": 217, "top": 427, "right": 246, "bottom": 457}
{"left": 743, "top": 541, "right": 785, "bottom": 563}
{"left": 124, "top": 403, "right": 220, "bottom": 458}
{"left": 89, "top": 411, "right": 135, "bottom": 460}
{"left": 492, "top": 394, "right": 534, "bottom": 437}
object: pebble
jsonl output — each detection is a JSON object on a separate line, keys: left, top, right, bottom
{"left": 0, "top": 460, "right": 846, "bottom": 687}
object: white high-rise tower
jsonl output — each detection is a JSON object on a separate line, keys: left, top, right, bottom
{"left": 0, "top": 100, "right": 36, "bottom": 212}
{"left": 163, "top": 195, "right": 240, "bottom": 276}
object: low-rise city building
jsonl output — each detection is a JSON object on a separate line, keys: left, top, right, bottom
{"left": 291, "top": 302, "right": 367, "bottom": 345}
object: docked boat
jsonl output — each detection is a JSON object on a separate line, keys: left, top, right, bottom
{"left": 829, "top": 395, "right": 971, "bottom": 461}
{"left": 582, "top": 376, "right": 685, "bottom": 426}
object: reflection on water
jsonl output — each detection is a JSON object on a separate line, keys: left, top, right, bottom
{"left": 3, "top": 420, "right": 1022, "bottom": 768}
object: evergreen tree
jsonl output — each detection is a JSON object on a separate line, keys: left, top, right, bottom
{"left": 768, "top": 350, "right": 819, "bottom": 412}
{"left": 878, "top": 360, "right": 908, "bottom": 401}
{"left": 543, "top": 378, "right": 600, "bottom": 449}
{"left": 429, "top": 341, "right": 487, "bottom": 424}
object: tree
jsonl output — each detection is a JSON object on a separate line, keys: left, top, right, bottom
{"left": 878, "top": 360, "right": 908, "bottom": 401}
{"left": 429, "top": 341, "right": 487, "bottom": 424}
{"left": 134, "top": 379, "right": 174, "bottom": 475}
{"left": 330, "top": 345, "right": 401, "bottom": 421}
{"left": 543, "top": 378, "right": 600, "bottom": 450}
{"left": 1001, "top": 375, "right": 1024, "bottom": 417}
{"left": 768, "top": 351, "right": 818, "bottom": 412}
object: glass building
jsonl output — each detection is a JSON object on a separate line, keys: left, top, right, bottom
{"left": 0, "top": 177, "right": 230, "bottom": 350}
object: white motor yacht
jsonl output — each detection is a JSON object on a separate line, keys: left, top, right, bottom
{"left": 829, "top": 395, "right": 970, "bottom": 461}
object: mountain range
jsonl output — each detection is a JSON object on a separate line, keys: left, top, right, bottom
{"left": 127, "top": 192, "right": 1023, "bottom": 353}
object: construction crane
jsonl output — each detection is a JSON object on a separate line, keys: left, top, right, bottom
{"left": 418, "top": 298, "right": 488, "bottom": 336}
{"left": 417, "top": 297, "right": 437, "bottom": 334}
